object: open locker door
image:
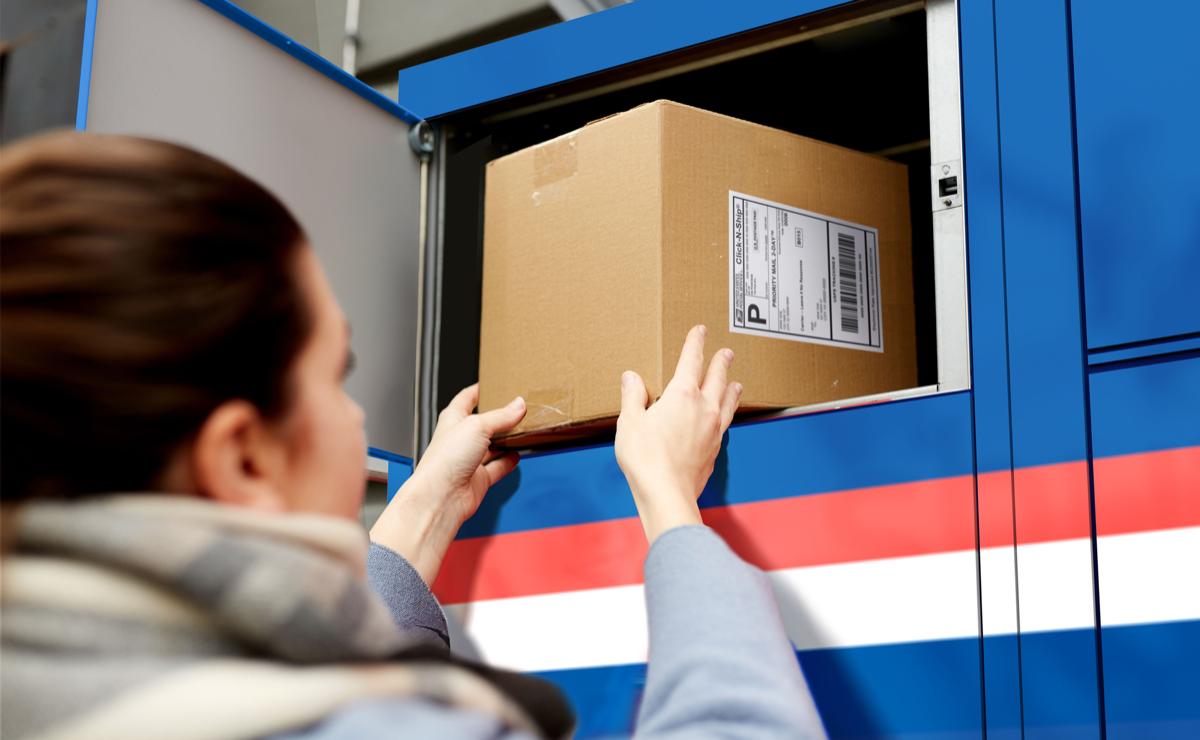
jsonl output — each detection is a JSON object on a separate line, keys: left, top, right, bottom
{"left": 79, "top": 0, "right": 429, "bottom": 460}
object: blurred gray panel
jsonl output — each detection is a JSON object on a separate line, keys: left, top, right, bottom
{"left": 85, "top": 0, "right": 420, "bottom": 456}
{"left": 0, "top": 0, "right": 87, "bottom": 143}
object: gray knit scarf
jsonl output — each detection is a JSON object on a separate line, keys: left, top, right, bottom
{"left": 0, "top": 495, "right": 572, "bottom": 740}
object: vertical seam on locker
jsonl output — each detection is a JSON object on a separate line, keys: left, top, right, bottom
{"left": 1062, "top": 1, "right": 1107, "bottom": 736}
{"left": 957, "top": 0, "right": 989, "bottom": 735}
{"left": 990, "top": 0, "right": 1025, "bottom": 736}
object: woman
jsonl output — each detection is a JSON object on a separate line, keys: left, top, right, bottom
{"left": 0, "top": 132, "right": 826, "bottom": 739}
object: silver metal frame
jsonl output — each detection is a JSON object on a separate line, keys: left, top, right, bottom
{"left": 926, "top": 0, "right": 971, "bottom": 394}
{"left": 416, "top": 128, "right": 445, "bottom": 457}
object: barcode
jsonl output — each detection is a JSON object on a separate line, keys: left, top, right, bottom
{"left": 837, "top": 233, "right": 859, "bottom": 334}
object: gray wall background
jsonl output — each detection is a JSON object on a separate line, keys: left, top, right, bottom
{"left": 1, "top": 0, "right": 88, "bottom": 143}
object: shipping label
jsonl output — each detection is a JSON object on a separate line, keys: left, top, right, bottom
{"left": 729, "top": 191, "right": 883, "bottom": 352}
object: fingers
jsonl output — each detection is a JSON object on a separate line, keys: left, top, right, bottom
{"left": 473, "top": 396, "right": 527, "bottom": 437}
{"left": 670, "top": 325, "right": 708, "bottom": 390}
{"left": 701, "top": 348, "right": 734, "bottom": 406}
{"left": 441, "top": 383, "right": 480, "bottom": 424}
{"left": 484, "top": 452, "right": 520, "bottom": 487}
{"left": 620, "top": 371, "right": 649, "bottom": 418}
{"left": 719, "top": 381, "right": 743, "bottom": 432}
{"left": 483, "top": 448, "right": 507, "bottom": 465}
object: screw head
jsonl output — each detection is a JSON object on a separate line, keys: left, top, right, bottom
{"left": 942, "top": 164, "right": 951, "bottom": 174}
{"left": 943, "top": 198, "right": 954, "bottom": 206}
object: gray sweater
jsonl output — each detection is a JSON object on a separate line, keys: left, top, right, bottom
{"left": 276, "top": 525, "right": 827, "bottom": 740}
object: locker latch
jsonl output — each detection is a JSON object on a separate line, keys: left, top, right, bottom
{"left": 931, "top": 160, "right": 961, "bottom": 211}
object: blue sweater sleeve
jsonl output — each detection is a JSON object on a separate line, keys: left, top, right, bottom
{"left": 365, "top": 542, "right": 450, "bottom": 649}
{"left": 636, "top": 525, "right": 828, "bottom": 740}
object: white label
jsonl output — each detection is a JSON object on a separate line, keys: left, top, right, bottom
{"left": 729, "top": 191, "right": 882, "bottom": 352}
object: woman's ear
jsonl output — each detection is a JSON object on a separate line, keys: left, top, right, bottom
{"left": 188, "top": 399, "right": 290, "bottom": 511}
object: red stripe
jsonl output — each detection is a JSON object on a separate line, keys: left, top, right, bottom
{"left": 432, "top": 517, "right": 648, "bottom": 606}
{"left": 431, "top": 448, "right": 1199, "bottom": 605}
{"left": 1014, "top": 459, "right": 1094, "bottom": 544}
{"left": 434, "top": 474, "right": 975, "bottom": 604}
{"left": 978, "top": 468, "right": 1016, "bottom": 549}
{"left": 702, "top": 475, "right": 975, "bottom": 572}
{"left": 1094, "top": 445, "right": 1200, "bottom": 537}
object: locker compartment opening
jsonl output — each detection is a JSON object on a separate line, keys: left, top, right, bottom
{"left": 427, "top": 0, "right": 963, "bottom": 447}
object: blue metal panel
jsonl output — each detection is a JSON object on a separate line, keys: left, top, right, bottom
{"left": 459, "top": 392, "right": 974, "bottom": 539}
{"left": 461, "top": 393, "right": 977, "bottom": 739}
{"left": 993, "top": 1, "right": 1101, "bottom": 738}
{"left": 1071, "top": 1, "right": 1200, "bottom": 349}
{"left": 396, "top": 0, "right": 849, "bottom": 119}
{"left": 994, "top": 0, "right": 1090, "bottom": 470}
{"left": 1089, "top": 354, "right": 1200, "bottom": 459}
{"left": 961, "top": 0, "right": 1014, "bottom": 477}
{"left": 1098, "top": 620, "right": 1200, "bottom": 740}
{"left": 535, "top": 639, "right": 987, "bottom": 740}
{"left": 979, "top": 636, "right": 1024, "bottom": 740}
{"left": 1088, "top": 334, "right": 1200, "bottom": 366}
{"left": 386, "top": 459, "right": 413, "bottom": 500}
{"left": 531, "top": 663, "right": 645, "bottom": 739}
{"left": 1017, "top": 628, "right": 1108, "bottom": 740}
{"left": 1088, "top": 357, "right": 1200, "bottom": 737}
{"left": 960, "top": 1, "right": 1021, "bottom": 737}
{"left": 800, "top": 639, "right": 984, "bottom": 740}
{"left": 371, "top": 446, "right": 415, "bottom": 501}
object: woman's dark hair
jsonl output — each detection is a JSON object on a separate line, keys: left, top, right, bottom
{"left": 1, "top": 132, "right": 311, "bottom": 499}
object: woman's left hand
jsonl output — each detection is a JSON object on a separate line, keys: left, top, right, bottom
{"left": 370, "top": 384, "right": 525, "bottom": 585}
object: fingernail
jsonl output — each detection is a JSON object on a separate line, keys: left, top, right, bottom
{"left": 621, "top": 371, "right": 634, "bottom": 388}
{"left": 508, "top": 396, "right": 525, "bottom": 409}
{"left": 734, "top": 383, "right": 743, "bottom": 395}
{"left": 698, "top": 325, "right": 708, "bottom": 337}
{"left": 724, "top": 349, "right": 734, "bottom": 362}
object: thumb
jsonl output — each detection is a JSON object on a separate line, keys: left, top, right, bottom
{"left": 620, "top": 371, "right": 649, "bottom": 418}
{"left": 474, "top": 396, "right": 527, "bottom": 437}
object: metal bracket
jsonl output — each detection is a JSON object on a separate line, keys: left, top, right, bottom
{"left": 408, "top": 120, "right": 435, "bottom": 163}
{"left": 931, "top": 159, "right": 962, "bottom": 211}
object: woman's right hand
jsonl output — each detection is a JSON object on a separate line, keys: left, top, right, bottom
{"left": 370, "top": 385, "right": 525, "bottom": 586}
{"left": 614, "top": 325, "right": 742, "bottom": 544}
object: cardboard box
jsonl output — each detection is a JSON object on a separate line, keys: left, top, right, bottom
{"left": 479, "top": 101, "right": 916, "bottom": 447}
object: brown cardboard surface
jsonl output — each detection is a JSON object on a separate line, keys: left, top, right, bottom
{"left": 479, "top": 101, "right": 916, "bottom": 443}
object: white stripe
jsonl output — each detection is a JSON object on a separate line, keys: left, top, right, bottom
{"left": 769, "top": 549, "right": 979, "bottom": 651}
{"left": 1013, "top": 537, "right": 1098, "bottom": 633}
{"left": 446, "top": 586, "right": 649, "bottom": 673}
{"left": 980, "top": 544, "right": 1020, "bottom": 636}
{"left": 452, "top": 550, "right": 978, "bottom": 673}
{"left": 1098, "top": 526, "right": 1200, "bottom": 628}
{"left": 449, "top": 529, "right": 1200, "bottom": 674}
{"left": 967, "top": 528, "right": 1198, "bottom": 636}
